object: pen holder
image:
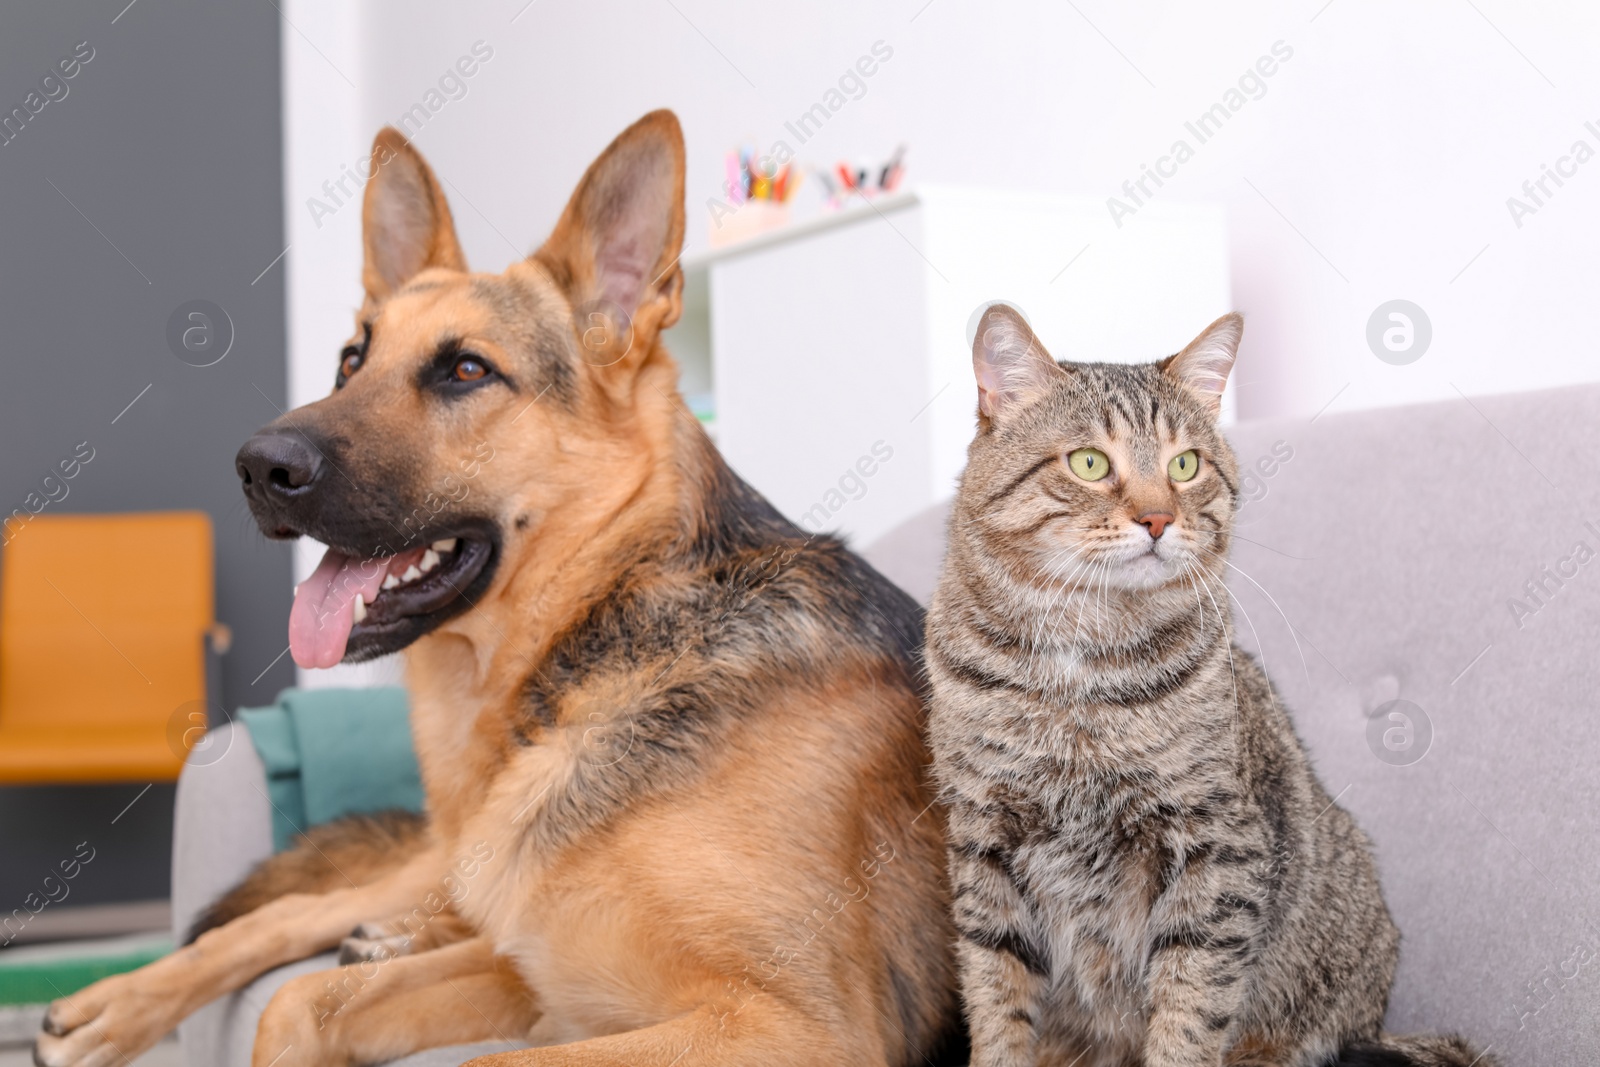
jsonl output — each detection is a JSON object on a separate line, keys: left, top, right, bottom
{"left": 709, "top": 201, "right": 791, "bottom": 248}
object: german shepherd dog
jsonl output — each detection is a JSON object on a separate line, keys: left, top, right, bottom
{"left": 36, "top": 112, "right": 961, "bottom": 1066}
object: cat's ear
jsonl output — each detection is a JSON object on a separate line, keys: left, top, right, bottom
{"left": 972, "top": 304, "right": 1063, "bottom": 422}
{"left": 1161, "top": 312, "right": 1242, "bottom": 418}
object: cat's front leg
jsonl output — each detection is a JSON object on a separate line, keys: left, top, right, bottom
{"left": 955, "top": 932, "right": 1048, "bottom": 1067}
{"left": 1140, "top": 848, "right": 1268, "bottom": 1067}
{"left": 946, "top": 807, "right": 1050, "bottom": 1067}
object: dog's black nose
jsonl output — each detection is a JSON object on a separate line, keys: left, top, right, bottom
{"left": 236, "top": 431, "right": 323, "bottom": 498}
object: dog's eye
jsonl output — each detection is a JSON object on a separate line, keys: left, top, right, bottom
{"left": 336, "top": 324, "right": 373, "bottom": 389}
{"left": 422, "top": 348, "right": 502, "bottom": 395}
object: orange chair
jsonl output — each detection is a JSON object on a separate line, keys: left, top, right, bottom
{"left": 0, "top": 512, "right": 225, "bottom": 784}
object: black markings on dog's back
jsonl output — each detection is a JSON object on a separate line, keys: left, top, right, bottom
{"left": 512, "top": 432, "right": 925, "bottom": 856}
{"left": 520, "top": 689, "right": 557, "bottom": 735}
{"left": 679, "top": 439, "right": 800, "bottom": 562}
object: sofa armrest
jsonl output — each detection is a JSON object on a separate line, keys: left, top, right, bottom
{"left": 168, "top": 706, "right": 520, "bottom": 1065}
{"left": 170, "top": 720, "right": 273, "bottom": 944}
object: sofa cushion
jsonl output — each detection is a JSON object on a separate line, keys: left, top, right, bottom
{"left": 237, "top": 687, "right": 423, "bottom": 851}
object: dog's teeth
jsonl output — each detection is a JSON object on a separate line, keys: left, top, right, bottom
{"left": 432, "top": 538, "right": 457, "bottom": 554}
{"left": 421, "top": 549, "right": 441, "bottom": 572}
{"left": 352, "top": 594, "right": 367, "bottom": 623}
{"left": 382, "top": 574, "right": 400, "bottom": 591}
{"left": 402, "top": 564, "right": 423, "bottom": 583}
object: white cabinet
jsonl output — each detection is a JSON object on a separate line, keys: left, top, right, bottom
{"left": 663, "top": 186, "right": 1230, "bottom": 548}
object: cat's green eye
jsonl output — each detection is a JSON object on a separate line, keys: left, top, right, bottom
{"left": 1168, "top": 450, "right": 1200, "bottom": 483}
{"left": 1067, "top": 448, "right": 1111, "bottom": 482}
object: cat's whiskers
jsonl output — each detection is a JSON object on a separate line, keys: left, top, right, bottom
{"left": 1094, "top": 550, "right": 1120, "bottom": 643}
{"left": 1007, "top": 542, "right": 1068, "bottom": 674}
{"left": 1171, "top": 556, "right": 1208, "bottom": 637}
{"left": 1032, "top": 547, "right": 1101, "bottom": 679}
{"left": 1030, "top": 544, "right": 1088, "bottom": 665}
{"left": 1219, "top": 576, "right": 1288, "bottom": 721}
{"left": 1052, "top": 555, "right": 1101, "bottom": 641}
{"left": 1031, "top": 550, "right": 1091, "bottom": 677}
{"left": 1031, "top": 543, "right": 1090, "bottom": 618}
{"left": 1057, "top": 554, "right": 1097, "bottom": 645}
{"left": 1039, "top": 543, "right": 1092, "bottom": 590}
{"left": 1070, "top": 556, "right": 1113, "bottom": 663}
{"left": 1222, "top": 559, "right": 1311, "bottom": 688}
{"left": 1223, "top": 531, "right": 1314, "bottom": 561}
{"left": 1190, "top": 567, "right": 1243, "bottom": 723}
{"left": 1089, "top": 555, "right": 1115, "bottom": 645}
{"left": 1094, "top": 553, "right": 1109, "bottom": 635}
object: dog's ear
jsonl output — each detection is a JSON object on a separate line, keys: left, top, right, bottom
{"left": 360, "top": 128, "right": 467, "bottom": 303}
{"left": 532, "top": 110, "right": 686, "bottom": 381}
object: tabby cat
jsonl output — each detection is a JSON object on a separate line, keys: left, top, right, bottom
{"left": 925, "top": 305, "right": 1493, "bottom": 1067}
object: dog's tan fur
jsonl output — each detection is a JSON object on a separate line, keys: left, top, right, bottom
{"left": 37, "top": 112, "right": 958, "bottom": 1067}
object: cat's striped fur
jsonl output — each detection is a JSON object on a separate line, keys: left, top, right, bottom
{"left": 925, "top": 306, "right": 1494, "bottom": 1067}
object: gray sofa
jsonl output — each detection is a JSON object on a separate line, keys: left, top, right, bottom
{"left": 173, "top": 383, "right": 1600, "bottom": 1065}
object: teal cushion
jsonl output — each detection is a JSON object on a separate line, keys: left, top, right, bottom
{"left": 237, "top": 688, "right": 424, "bottom": 852}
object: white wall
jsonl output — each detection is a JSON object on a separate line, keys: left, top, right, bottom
{"left": 281, "top": 2, "right": 390, "bottom": 687}
{"left": 288, "top": 0, "right": 1600, "bottom": 417}
{"left": 280, "top": 0, "right": 1600, "bottom": 681}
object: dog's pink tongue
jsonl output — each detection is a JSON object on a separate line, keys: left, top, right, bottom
{"left": 289, "top": 547, "right": 391, "bottom": 670}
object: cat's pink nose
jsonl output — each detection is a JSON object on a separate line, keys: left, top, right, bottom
{"left": 1138, "top": 512, "right": 1174, "bottom": 539}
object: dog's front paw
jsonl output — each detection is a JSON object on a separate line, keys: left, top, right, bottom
{"left": 34, "top": 971, "right": 176, "bottom": 1067}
